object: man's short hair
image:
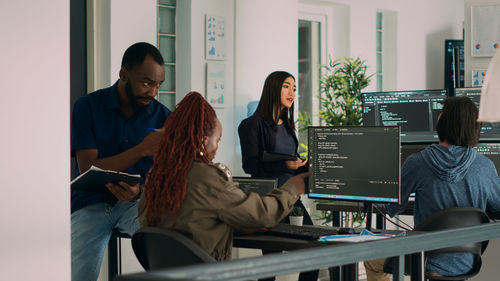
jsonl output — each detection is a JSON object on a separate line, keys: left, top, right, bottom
{"left": 436, "top": 96, "right": 481, "bottom": 146}
{"left": 121, "top": 42, "right": 164, "bottom": 70}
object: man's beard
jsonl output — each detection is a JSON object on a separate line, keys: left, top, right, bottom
{"left": 125, "top": 81, "right": 149, "bottom": 113}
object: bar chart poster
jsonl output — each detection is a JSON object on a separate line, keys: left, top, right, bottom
{"left": 471, "top": 5, "right": 500, "bottom": 57}
{"left": 205, "top": 15, "right": 226, "bottom": 60}
{"left": 472, "top": 69, "right": 487, "bottom": 87}
{"left": 206, "top": 62, "right": 225, "bottom": 107}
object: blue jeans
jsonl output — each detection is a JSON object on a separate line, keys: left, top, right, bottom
{"left": 71, "top": 201, "right": 140, "bottom": 281}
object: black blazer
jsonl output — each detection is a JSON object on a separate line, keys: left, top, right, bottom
{"left": 238, "top": 114, "right": 299, "bottom": 178}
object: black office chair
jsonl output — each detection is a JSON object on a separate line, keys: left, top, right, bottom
{"left": 131, "top": 226, "right": 216, "bottom": 271}
{"left": 384, "top": 206, "right": 490, "bottom": 281}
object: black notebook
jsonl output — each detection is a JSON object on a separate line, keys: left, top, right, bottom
{"left": 71, "top": 166, "right": 141, "bottom": 191}
{"left": 261, "top": 151, "right": 297, "bottom": 162}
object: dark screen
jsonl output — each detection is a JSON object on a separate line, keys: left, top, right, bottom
{"left": 475, "top": 143, "right": 500, "bottom": 174}
{"left": 362, "top": 89, "right": 447, "bottom": 143}
{"left": 307, "top": 126, "right": 400, "bottom": 203}
{"left": 453, "top": 87, "right": 500, "bottom": 141}
{"left": 233, "top": 177, "right": 277, "bottom": 196}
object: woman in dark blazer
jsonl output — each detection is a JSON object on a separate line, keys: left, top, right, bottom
{"left": 238, "top": 71, "right": 318, "bottom": 281}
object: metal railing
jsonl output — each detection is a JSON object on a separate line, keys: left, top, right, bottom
{"left": 115, "top": 222, "right": 500, "bottom": 281}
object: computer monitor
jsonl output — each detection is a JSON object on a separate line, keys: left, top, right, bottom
{"left": 233, "top": 177, "right": 277, "bottom": 196}
{"left": 474, "top": 143, "right": 500, "bottom": 175}
{"left": 453, "top": 87, "right": 500, "bottom": 141}
{"left": 362, "top": 89, "right": 447, "bottom": 143}
{"left": 307, "top": 126, "right": 401, "bottom": 203}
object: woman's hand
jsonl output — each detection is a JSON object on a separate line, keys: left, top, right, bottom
{"left": 285, "top": 158, "right": 308, "bottom": 170}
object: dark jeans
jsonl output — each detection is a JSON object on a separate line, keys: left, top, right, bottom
{"left": 260, "top": 200, "right": 319, "bottom": 281}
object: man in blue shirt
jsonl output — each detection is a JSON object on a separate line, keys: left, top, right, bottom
{"left": 71, "top": 42, "right": 171, "bottom": 281}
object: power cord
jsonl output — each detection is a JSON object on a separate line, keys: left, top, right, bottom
{"left": 373, "top": 204, "right": 413, "bottom": 231}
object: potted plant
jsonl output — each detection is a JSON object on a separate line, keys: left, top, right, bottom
{"left": 319, "top": 56, "right": 371, "bottom": 126}
{"left": 289, "top": 206, "right": 304, "bottom": 226}
{"left": 297, "top": 56, "right": 372, "bottom": 227}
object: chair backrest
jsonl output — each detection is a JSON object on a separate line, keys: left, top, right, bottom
{"left": 132, "top": 226, "right": 216, "bottom": 271}
{"left": 414, "top": 206, "right": 490, "bottom": 256}
{"left": 414, "top": 207, "right": 490, "bottom": 280}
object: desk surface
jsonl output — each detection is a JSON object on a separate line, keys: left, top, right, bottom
{"left": 316, "top": 200, "right": 415, "bottom": 216}
{"left": 233, "top": 228, "right": 402, "bottom": 252}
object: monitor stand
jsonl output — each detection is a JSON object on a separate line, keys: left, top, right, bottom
{"left": 364, "top": 202, "right": 373, "bottom": 231}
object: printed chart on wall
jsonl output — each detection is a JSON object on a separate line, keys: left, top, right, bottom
{"left": 472, "top": 69, "right": 487, "bottom": 87}
{"left": 205, "top": 15, "right": 226, "bottom": 60}
{"left": 471, "top": 5, "right": 500, "bottom": 57}
{"left": 206, "top": 62, "right": 225, "bottom": 107}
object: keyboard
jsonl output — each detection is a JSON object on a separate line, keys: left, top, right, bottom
{"left": 265, "top": 223, "right": 339, "bottom": 240}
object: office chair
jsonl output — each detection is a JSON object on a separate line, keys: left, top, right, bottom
{"left": 131, "top": 226, "right": 216, "bottom": 271}
{"left": 384, "top": 206, "right": 490, "bottom": 281}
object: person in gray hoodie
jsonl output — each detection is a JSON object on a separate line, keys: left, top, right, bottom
{"left": 364, "top": 96, "right": 500, "bottom": 281}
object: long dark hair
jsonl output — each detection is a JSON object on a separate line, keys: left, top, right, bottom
{"left": 254, "top": 71, "right": 295, "bottom": 130}
{"left": 141, "top": 92, "right": 217, "bottom": 226}
{"left": 436, "top": 96, "right": 481, "bottom": 146}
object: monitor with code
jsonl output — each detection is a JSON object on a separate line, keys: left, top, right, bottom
{"left": 362, "top": 89, "right": 447, "bottom": 143}
{"left": 475, "top": 143, "right": 500, "bottom": 174}
{"left": 307, "top": 126, "right": 401, "bottom": 203}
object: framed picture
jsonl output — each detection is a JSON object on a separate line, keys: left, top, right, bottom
{"left": 206, "top": 62, "right": 225, "bottom": 107}
{"left": 472, "top": 69, "right": 487, "bottom": 87}
{"left": 205, "top": 15, "right": 226, "bottom": 60}
{"left": 471, "top": 5, "right": 500, "bottom": 57}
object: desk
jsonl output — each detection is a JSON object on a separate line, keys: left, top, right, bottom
{"left": 234, "top": 232, "right": 356, "bottom": 281}
{"left": 234, "top": 228, "right": 403, "bottom": 281}
{"left": 316, "top": 200, "right": 415, "bottom": 230}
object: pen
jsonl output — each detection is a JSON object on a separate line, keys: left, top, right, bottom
{"left": 147, "top": 128, "right": 159, "bottom": 132}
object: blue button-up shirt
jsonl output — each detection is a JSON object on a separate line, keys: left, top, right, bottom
{"left": 71, "top": 81, "right": 171, "bottom": 213}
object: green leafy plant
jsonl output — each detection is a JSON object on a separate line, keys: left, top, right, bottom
{"left": 319, "top": 56, "right": 371, "bottom": 126}
{"left": 290, "top": 206, "right": 304, "bottom": 217}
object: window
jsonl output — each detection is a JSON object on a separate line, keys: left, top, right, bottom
{"left": 376, "top": 10, "right": 397, "bottom": 91}
{"left": 157, "top": 0, "right": 176, "bottom": 109}
{"left": 298, "top": 16, "right": 323, "bottom": 146}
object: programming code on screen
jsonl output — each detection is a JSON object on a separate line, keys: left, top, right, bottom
{"left": 475, "top": 143, "right": 500, "bottom": 174}
{"left": 362, "top": 89, "right": 447, "bottom": 143}
{"left": 308, "top": 126, "right": 400, "bottom": 203}
{"left": 454, "top": 87, "right": 500, "bottom": 141}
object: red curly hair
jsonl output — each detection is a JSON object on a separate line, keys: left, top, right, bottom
{"left": 141, "top": 91, "right": 217, "bottom": 226}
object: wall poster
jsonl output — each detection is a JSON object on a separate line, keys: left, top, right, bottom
{"left": 205, "top": 15, "right": 226, "bottom": 60}
{"left": 471, "top": 5, "right": 500, "bottom": 57}
{"left": 206, "top": 62, "right": 225, "bottom": 107}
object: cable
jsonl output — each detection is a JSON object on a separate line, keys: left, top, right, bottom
{"left": 373, "top": 204, "right": 413, "bottom": 231}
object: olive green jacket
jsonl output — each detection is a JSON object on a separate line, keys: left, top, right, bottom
{"left": 138, "top": 161, "right": 299, "bottom": 261}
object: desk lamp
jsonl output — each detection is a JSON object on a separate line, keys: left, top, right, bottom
{"left": 478, "top": 49, "right": 500, "bottom": 122}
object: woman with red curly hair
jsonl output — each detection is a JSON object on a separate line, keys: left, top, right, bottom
{"left": 138, "top": 91, "right": 308, "bottom": 261}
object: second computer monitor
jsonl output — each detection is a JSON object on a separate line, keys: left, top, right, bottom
{"left": 308, "top": 126, "right": 401, "bottom": 203}
{"left": 362, "top": 89, "right": 447, "bottom": 143}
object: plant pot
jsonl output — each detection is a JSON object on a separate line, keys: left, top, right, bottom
{"left": 290, "top": 216, "right": 303, "bottom": 226}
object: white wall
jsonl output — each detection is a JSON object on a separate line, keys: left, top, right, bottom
{"left": 233, "top": 0, "right": 299, "bottom": 176}
{"left": 177, "top": 0, "right": 237, "bottom": 171}
{"left": 109, "top": 0, "right": 157, "bottom": 81}
{"left": 0, "top": 1, "right": 70, "bottom": 280}
{"left": 319, "top": 0, "right": 464, "bottom": 92}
